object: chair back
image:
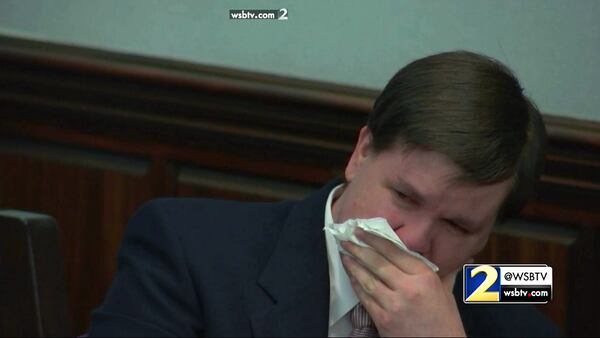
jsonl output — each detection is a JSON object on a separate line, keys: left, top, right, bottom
{"left": 0, "top": 210, "right": 70, "bottom": 337}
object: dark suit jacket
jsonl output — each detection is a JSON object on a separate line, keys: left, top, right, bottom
{"left": 89, "top": 179, "right": 559, "bottom": 337}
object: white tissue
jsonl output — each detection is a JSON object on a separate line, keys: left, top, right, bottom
{"left": 324, "top": 217, "right": 439, "bottom": 272}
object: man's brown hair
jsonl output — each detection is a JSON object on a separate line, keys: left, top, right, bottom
{"left": 368, "top": 51, "right": 546, "bottom": 223}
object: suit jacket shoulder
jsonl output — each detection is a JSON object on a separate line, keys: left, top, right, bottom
{"left": 88, "top": 197, "right": 297, "bottom": 336}
{"left": 89, "top": 180, "right": 339, "bottom": 337}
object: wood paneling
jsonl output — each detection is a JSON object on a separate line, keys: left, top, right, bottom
{"left": 176, "top": 166, "right": 318, "bottom": 201}
{"left": 0, "top": 34, "right": 599, "bottom": 336}
{"left": 0, "top": 142, "right": 157, "bottom": 334}
{"left": 476, "top": 220, "right": 579, "bottom": 332}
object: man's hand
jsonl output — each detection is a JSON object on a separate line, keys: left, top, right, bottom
{"left": 340, "top": 228, "right": 467, "bottom": 337}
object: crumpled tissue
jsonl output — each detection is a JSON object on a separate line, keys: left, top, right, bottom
{"left": 324, "top": 217, "right": 439, "bottom": 272}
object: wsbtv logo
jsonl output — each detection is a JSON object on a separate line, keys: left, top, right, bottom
{"left": 463, "top": 264, "right": 552, "bottom": 304}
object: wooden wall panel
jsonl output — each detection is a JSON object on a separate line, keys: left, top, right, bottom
{"left": 0, "top": 34, "right": 599, "bottom": 336}
{"left": 0, "top": 141, "right": 158, "bottom": 334}
{"left": 567, "top": 226, "right": 600, "bottom": 336}
{"left": 176, "top": 165, "right": 318, "bottom": 201}
{"left": 476, "top": 221, "right": 579, "bottom": 332}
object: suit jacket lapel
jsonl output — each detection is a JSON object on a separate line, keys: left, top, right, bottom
{"left": 248, "top": 179, "right": 342, "bottom": 337}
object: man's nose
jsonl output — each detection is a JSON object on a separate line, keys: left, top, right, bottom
{"left": 394, "top": 215, "right": 434, "bottom": 256}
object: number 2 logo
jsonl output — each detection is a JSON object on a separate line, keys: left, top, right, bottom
{"left": 278, "top": 8, "right": 288, "bottom": 20}
{"left": 465, "top": 265, "right": 500, "bottom": 302}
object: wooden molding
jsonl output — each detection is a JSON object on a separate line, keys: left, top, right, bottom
{"left": 1, "top": 34, "right": 598, "bottom": 226}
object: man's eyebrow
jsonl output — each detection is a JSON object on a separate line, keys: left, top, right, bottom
{"left": 394, "top": 177, "right": 480, "bottom": 230}
{"left": 394, "top": 177, "right": 426, "bottom": 204}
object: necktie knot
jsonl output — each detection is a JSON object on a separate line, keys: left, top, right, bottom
{"left": 349, "top": 304, "right": 379, "bottom": 337}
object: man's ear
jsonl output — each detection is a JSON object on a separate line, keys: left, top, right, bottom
{"left": 345, "top": 126, "right": 373, "bottom": 182}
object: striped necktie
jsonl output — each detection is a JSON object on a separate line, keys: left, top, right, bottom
{"left": 349, "top": 304, "right": 379, "bottom": 337}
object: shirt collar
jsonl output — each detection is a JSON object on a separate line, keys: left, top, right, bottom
{"left": 324, "top": 184, "right": 359, "bottom": 327}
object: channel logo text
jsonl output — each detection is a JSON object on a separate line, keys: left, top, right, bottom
{"left": 463, "top": 264, "right": 552, "bottom": 304}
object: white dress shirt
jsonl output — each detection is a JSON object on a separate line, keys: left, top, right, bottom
{"left": 324, "top": 184, "right": 360, "bottom": 337}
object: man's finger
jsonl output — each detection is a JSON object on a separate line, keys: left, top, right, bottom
{"left": 349, "top": 275, "right": 386, "bottom": 326}
{"left": 355, "top": 228, "right": 431, "bottom": 275}
{"left": 341, "top": 241, "right": 405, "bottom": 289}
{"left": 341, "top": 253, "right": 389, "bottom": 309}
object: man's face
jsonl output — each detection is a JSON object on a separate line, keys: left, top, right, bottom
{"left": 331, "top": 127, "right": 513, "bottom": 278}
